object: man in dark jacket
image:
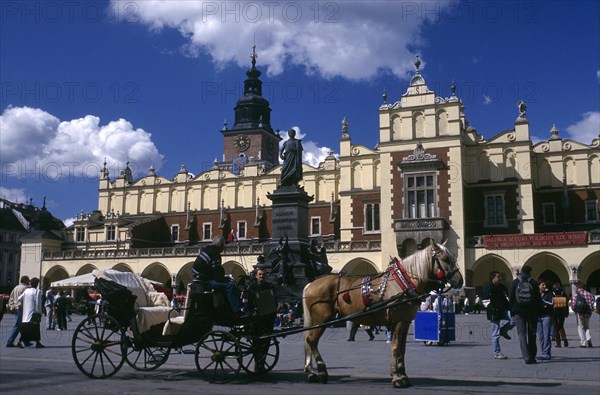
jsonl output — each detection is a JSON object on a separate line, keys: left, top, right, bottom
{"left": 509, "top": 265, "right": 542, "bottom": 364}
{"left": 192, "top": 236, "right": 243, "bottom": 317}
{"left": 483, "top": 271, "right": 514, "bottom": 359}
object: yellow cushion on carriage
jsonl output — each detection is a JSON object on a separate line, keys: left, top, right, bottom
{"left": 162, "top": 315, "right": 185, "bottom": 336}
{"left": 136, "top": 306, "right": 173, "bottom": 334}
{"left": 148, "top": 292, "right": 170, "bottom": 307}
{"left": 162, "top": 284, "right": 194, "bottom": 336}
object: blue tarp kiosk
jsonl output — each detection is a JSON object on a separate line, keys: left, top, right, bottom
{"left": 414, "top": 290, "right": 455, "bottom": 345}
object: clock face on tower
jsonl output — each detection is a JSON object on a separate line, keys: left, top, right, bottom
{"left": 234, "top": 134, "right": 250, "bottom": 152}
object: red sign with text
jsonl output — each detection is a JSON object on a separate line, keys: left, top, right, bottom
{"left": 483, "top": 232, "right": 588, "bottom": 249}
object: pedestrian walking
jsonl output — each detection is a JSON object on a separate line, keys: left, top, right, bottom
{"left": 509, "top": 265, "right": 541, "bottom": 364}
{"left": 551, "top": 282, "right": 569, "bottom": 347}
{"left": 571, "top": 281, "right": 594, "bottom": 348}
{"left": 483, "top": 271, "right": 514, "bottom": 360}
{"left": 18, "top": 277, "right": 44, "bottom": 348}
{"left": 5, "top": 276, "right": 29, "bottom": 348}
{"left": 44, "top": 288, "right": 55, "bottom": 330}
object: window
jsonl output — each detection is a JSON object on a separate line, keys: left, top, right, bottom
{"left": 484, "top": 193, "right": 506, "bottom": 227}
{"left": 405, "top": 174, "right": 436, "bottom": 218}
{"left": 542, "top": 203, "right": 556, "bottom": 225}
{"left": 171, "top": 224, "right": 180, "bottom": 242}
{"left": 311, "top": 217, "right": 321, "bottom": 236}
{"left": 237, "top": 221, "right": 247, "bottom": 239}
{"left": 105, "top": 225, "right": 116, "bottom": 241}
{"left": 585, "top": 200, "right": 599, "bottom": 223}
{"left": 203, "top": 223, "right": 212, "bottom": 241}
{"left": 365, "top": 203, "right": 380, "bottom": 233}
{"left": 75, "top": 227, "right": 86, "bottom": 242}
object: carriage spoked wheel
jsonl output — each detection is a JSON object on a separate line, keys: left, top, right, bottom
{"left": 195, "top": 330, "right": 242, "bottom": 383}
{"left": 239, "top": 337, "right": 280, "bottom": 375}
{"left": 124, "top": 340, "right": 170, "bottom": 371}
{"left": 71, "top": 314, "right": 126, "bottom": 379}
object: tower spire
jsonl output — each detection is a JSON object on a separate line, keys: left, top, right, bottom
{"left": 251, "top": 35, "right": 257, "bottom": 68}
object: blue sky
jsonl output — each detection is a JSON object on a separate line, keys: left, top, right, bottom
{"left": 1, "top": 0, "right": 599, "bottom": 223}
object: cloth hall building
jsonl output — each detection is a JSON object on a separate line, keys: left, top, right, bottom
{"left": 22, "top": 55, "right": 600, "bottom": 296}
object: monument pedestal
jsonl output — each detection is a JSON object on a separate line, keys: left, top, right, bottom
{"left": 266, "top": 185, "right": 314, "bottom": 292}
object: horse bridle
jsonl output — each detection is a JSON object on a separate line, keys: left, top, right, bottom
{"left": 431, "top": 246, "right": 459, "bottom": 290}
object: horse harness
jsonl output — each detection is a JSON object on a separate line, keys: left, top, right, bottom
{"left": 336, "top": 246, "right": 458, "bottom": 310}
{"left": 337, "top": 257, "right": 421, "bottom": 310}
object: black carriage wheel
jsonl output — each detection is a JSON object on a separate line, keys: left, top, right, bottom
{"left": 195, "top": 330, "right": 242, "bottom": 384}
{"left": 125, "top": 341, "right": 170, "bottom": 371}
{"left": 71, "top": 314, "right": 126, "bottom": 379}
{"left": 240, "top": 337, "right": 280, "bottom": 375}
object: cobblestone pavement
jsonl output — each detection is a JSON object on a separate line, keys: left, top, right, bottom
{"left": 1, "top": 311, "right": 599, "bottom": 394}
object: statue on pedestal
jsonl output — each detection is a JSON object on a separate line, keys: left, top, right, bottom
{"left": 280, "top": 129, "right": 303, "bottom": 186}
{"left": 268, "top": 236, "right": 296, "bottom": 285}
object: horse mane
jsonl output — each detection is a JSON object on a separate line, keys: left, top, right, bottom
{"left": 396, "top": 246, "right": 433, "bottom": 289}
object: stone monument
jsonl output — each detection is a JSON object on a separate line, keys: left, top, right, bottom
{"left": 265, "top": 129, "right": 313, "bottom": 294}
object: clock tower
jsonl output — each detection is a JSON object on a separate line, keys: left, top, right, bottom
{"left": 222, "top": 44, "right": 281, "bottom": 170}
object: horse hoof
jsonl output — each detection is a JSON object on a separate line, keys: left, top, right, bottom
{"left": 307, "top": 373, "right": 320, "bottom": 383}
{"left": 319, "top": 374, "right": 328, "bottom": 384}
{"left": 392, "top": 379, "right": 411, "bottom": 388}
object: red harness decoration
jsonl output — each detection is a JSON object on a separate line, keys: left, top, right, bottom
{"left": 389, "top": 257, "right": 420, "bottom": 296}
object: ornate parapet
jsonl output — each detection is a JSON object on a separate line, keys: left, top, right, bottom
{"left": 394, "top": 218, "right": 447, "bottom": 247}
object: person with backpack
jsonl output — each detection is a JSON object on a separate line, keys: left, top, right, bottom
{"left": 570, "top": 281, "right": 594, "bottom": 348}
{"left": 509, "top": 265, "right": 542, "bottom": 364}
{"left": 551, "top": 282, "right": 569, "bottom": 348}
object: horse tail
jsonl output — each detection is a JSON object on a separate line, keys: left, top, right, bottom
{"left": 302, "top": 282, "right": 312, "bottom": 328}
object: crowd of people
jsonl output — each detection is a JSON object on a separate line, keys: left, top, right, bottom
{"left": 482, "top": 265, "right": 598, "bottom": 364}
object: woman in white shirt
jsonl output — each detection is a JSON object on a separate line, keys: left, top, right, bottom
{"left": 18, "top": 277, "right": 44, "bottom": 348}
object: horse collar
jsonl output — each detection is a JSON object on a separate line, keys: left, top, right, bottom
{"left": 389, "top": 257, "right": 420, "bottom": 295}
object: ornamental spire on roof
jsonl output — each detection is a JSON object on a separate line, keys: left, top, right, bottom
{"left": 251, "top": 37, "right": 257, "bottom": 68}
{"left": 409, "top": 54, "right": 425, "bottom": 86}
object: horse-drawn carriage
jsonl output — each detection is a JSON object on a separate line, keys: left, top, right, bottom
{"left": 72, "top": 241, "right": 463, "bottom": 388}
{"left": 71, "top": 269, "right": 280, "bottom": 383}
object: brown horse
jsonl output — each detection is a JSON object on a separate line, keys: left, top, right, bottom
{"left": 302, "top": 240, "right": 463, "bottom": 388}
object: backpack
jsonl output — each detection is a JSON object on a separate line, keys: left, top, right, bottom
{"left": 515, "top": 277, "right": 533, "bottom": 305}
{"left": 574, "top": 292, "right": 591, "bottom": 315}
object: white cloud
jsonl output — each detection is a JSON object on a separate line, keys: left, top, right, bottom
{"left": 278, "top": 127, "right": 336, "bottom": 168}
{"left": 0, "top": 187, "right": 29, "bottom": 204}
{"left": 564, "top": 112, "right": 600, "bottom": 143}
{"left": 112, "top": 0, "right": 454, "bottom": 80}
{"left": 0, "top": 106, "right": 164, "bottom": 180}
{"left": 597, "top": 69, "right": 600, "bottom": 82}
{"left": 483, "top": 95, "right": 492, "bottom": 105}
{"left": 63, "top": 216, "right": 77, "bottom": 227}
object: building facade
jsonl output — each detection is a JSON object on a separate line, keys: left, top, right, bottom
{"left": 24, "top": 55, "right": 600, "bottom": 295}
{"left": 1, "top": 198, "right": 64, "bottom": 292}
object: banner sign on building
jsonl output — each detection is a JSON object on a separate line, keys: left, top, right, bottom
{"left": 483, "top": 232, "right": 588, "bottom": 249}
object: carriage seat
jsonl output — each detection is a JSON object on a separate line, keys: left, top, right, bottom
{"left": 135, "top": 292, "right": 173, "bottom": 334}
{"left": 92, "top": 269, "right": 173, "bottom": 333}
{"left": 162, "top": 281, "right": 210, "bottom": 336}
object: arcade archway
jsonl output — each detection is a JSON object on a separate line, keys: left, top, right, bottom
{"left": 341, "top": 258, "right": 378, "bottom": 276}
